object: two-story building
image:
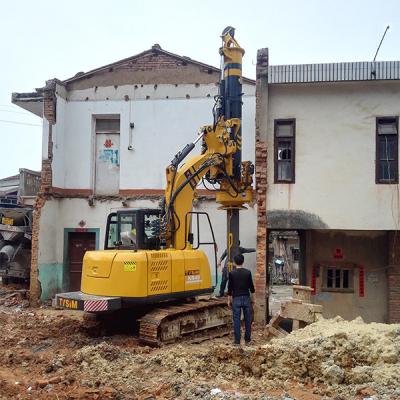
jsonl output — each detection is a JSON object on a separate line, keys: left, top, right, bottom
{"left": 13, "top": 43, "right": 400, "bottom": 326}
{"left": 12, "top": 45, "right": 256, "bottom": 302}
{"left": 255, "top": 50, "right": 400, "bottom": 324}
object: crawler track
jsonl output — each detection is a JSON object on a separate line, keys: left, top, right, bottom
{"left": 139, "top": 298, "right": 230, "bottom": 346}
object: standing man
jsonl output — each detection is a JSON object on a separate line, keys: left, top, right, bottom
{"left": 217, "top": 241, "right": 255, "bottom": 297}
{"left": 227, "top": 254, "right": 255, "bottom": 345}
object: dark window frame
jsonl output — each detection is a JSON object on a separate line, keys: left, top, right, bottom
{"left": 376, "top": 116, "right": 399, "bottom": 184}
{"left": 274, "top": 118, "right": 296, "bottom": 183}
{"left": 95, "top": 116, "right": 121, "bottom": 135}
{"left": 322, "top": 266, "right": 354, "bottom": 293}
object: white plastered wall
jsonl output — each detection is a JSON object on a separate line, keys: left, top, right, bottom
{"left": 266, "top": 80, "right": 400, "bottom": 230}
{"left": 51, "top": 83, "right": 256, "bottom": 191}
{"left": 38, "top": 200, "right": 60, "bottom": 265}
{"left": 38, "top": 198, "right": 257, "bottom": 288}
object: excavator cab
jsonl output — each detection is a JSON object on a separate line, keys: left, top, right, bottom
{"left": 105, "top": 209, "right": 161, "bottom": 251}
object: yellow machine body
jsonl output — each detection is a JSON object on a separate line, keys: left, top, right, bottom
{"left": 81, "top": 248, "right": 212, "bottom": 300}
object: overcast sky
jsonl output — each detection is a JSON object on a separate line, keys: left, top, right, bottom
{"left": 1, "top": 0, "right": 399, "bottom": 179}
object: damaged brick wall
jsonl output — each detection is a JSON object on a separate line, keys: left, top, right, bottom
{"left": 254, "top": 49, "right": 269, "bottom": 324}
{"left": 67, "top": 48, "right": 223, "bottom": 90}
{"left": 388, "top": 231, "right": 400, "bottom": 323}
{"left": 30, "top": 82, "right": 56, "bottom": 305}
{"left": 119, "top": 49, "right": 190, "bottom": 71}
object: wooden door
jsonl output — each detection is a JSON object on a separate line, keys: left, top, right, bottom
{"left": 68, "top": 232, "right": 96, "bottom": 291}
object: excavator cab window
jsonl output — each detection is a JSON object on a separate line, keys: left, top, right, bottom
{"left": 104, "top": 209, "right": 160, "bottom": 251}
{"left": 105, "top": 213, "right": 118, "bottom": 249}
{"left": 142, "top": 212, "right": 161, "bottom": 250}
{"left": 118, "top": 213, "right": 137, "bottom": 249}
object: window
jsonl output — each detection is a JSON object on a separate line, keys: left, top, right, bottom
{"left": 119, "top": 214, "right": 136, "bottom": 236}
{"left": 96, "top": 118, "right": 120, "bottom": 134}
{"left": 323, "top": 267, "right": 353, "bottom": 292}
{"left": 143, "top": 212, "right": 161, "bottom": 250}
{"left": 105, "top": 213, "right": 117, "bottom": 249}
{"left": 376, "top": 117, "right": 398, "bottom": 184}
{"left": 291, "top": 248, "right": 300, "bottom": 262}
{"left": 118, "top": 213, "right": 137, "bottom": 248}
{"left": 274, "top": 119, "right": 295, "bottom": 183}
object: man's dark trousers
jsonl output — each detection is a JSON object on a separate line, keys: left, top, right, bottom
{"left": 219, "top": 266, "right": 228, "bottom": 296}
{"left": 232, "top": 295, "right": 252, "bottom": 344}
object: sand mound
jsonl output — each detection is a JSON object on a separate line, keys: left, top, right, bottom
{"left": 74, "top": 316, "right": 400, "bottom": 398}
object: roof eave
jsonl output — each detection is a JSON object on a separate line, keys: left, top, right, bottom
{"left": 11, "top": 92, "right": 43, "bottom": 117}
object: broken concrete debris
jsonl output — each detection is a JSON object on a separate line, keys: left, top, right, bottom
{"left": 266, "top": 285, "right": 323, "bottom": 337}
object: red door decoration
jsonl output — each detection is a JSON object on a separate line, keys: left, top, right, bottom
{"left": 359, "top": 265, "right": 365, "bottom": 297}
{"left": 311, "top": 264, "right": 317, "bottom": 295}
{"left": 104, "top": 139, "right": 113, "bottom": 148}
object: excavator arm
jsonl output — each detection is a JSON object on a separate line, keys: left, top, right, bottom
{"left": 160, "top": 27, "right": 253, "bottom": 265}
{"left": 161, "top": 119, "right": 236, "bottom": 250}
{"left": 162, "top": 118, "right": 253, "bottom": 254}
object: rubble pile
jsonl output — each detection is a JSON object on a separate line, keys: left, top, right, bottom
{"left": 75, "top": 316, "right": 400, "bottom": 398}
{"left": 2, "top": 297, "right": 399, "bottom": 399}
{"left": 269, "top": 316, "right": 400, "bottom": 388}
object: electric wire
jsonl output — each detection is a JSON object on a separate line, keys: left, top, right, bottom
{"left": 0, "top": 109, "right": 34, "bottom": 116}
{"left": 0, "top": 119, "right": 41, "bottom": 127}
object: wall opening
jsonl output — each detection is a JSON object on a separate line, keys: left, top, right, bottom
{"left": 268, "top": 230, "right": 304, "bottom": 321}
{"left": 94, "top": 116, "right": 120, "bottom": 195}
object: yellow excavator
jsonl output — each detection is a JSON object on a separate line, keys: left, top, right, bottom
{"left": 56, "top": 27, "right": 254, "bottom": 345}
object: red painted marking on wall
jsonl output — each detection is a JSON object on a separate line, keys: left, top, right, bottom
{"left": 359, "top": 265, "right": 365, "bottom": 297}
{"left": 311, "top": 264, "right": 316, "bottom": 295}
{"left": 104, "top": 139, "right": 113, "bottom": 148}
{"left": 333, "top": 248, "right": 343, "bottom": 259}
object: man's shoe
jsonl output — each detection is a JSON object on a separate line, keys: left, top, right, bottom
{"left": 245, "top": 340, "right": 252, "bottom": 346}
{"left": 216, "top": 294, "right": 224, "bottom": 298}
{"left": 233, "top": 342, "right": 240, "bottom": 346}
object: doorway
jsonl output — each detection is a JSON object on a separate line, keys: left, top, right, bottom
{"left": 94, "top": 117, "right": 120, "bottom": 195}
{"left": 268, "top": 230, "right": 305, "bottom": 321}
{"left": 67, "top": 232, "right": 96, "bottom": 291}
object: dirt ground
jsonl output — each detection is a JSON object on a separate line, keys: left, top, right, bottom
{"left": 1, "top": 286, "right": 399, "bottom": 400}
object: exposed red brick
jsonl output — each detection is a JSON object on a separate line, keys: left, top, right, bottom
{"left": 118, "top": 52, "right": 185, "bottom": 71}
{"left": 254, "top": 49, "right": 269, "bottom": 324}
{"left": 388, "top": 231, "right": 400, "bottom": 323}
{"left": 30, "top": 84, "right": 56, "bottom": 305}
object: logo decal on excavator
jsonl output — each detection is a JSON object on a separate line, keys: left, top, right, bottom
{"left": 58, "top": 298, "right": 78, "bottom": 309}
{"left": 185, "top": 269, "right": 200, "bottom": 276}
{"left": 185, "top": 269, "right": 202, "bottom": 283}
{"left": 124, "top": 261, "right": 137, "bottom": 272}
